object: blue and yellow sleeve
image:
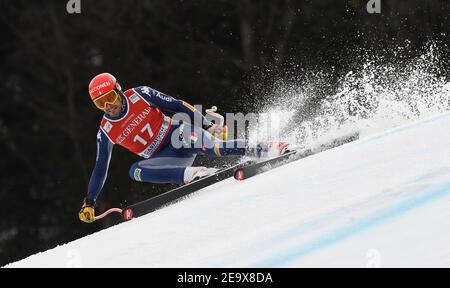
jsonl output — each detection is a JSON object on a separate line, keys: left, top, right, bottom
{"left": 86, "top": 129, "right": 114, "bottom": 203}
{"left": 135, "top": 86, "right": 211, "bottom": 128}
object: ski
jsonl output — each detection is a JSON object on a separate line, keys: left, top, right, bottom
{"left": 120, "top": 160, "right": 254, "bottom": 220}
{"left": 234, "top": 132, "right": 360, "bottom": 181}
{"left": 95, "top": 132, "right": 358, "bottom": 222}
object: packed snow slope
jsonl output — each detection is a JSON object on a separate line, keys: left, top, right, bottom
{"left": 7, "top": 111, "right": 450, "bottom": 267}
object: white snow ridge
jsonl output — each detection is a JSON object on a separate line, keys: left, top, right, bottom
{"left": 6, "top": 111, "right": 450, "bottom": 268}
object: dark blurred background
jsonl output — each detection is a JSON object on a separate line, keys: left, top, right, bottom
{"left": 0, "top": 0, "right": 449, "bottom": 266}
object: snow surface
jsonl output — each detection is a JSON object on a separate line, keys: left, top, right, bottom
{"left": 6, "top": 111, "right": 450, "bottom": 267}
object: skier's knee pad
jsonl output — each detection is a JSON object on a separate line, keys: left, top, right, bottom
{"left": 129, "top": 163, "right": 143, "bottom": 181}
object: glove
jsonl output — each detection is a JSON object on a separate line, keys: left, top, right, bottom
{"left": 78, "top": 197, "right": 96, "bottom": 223}
{"left": 204, "top": 123, "right": 228, "bottom": 140}
{"left": 204, "top": 106, "right": 228, "bottom": 140}
{"left": 212, "top": 125, "right": 228, "bottom": 140}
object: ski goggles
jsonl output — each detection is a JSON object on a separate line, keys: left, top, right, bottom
{"left": 93, "top": 89, "right": 120, "bottom": 110}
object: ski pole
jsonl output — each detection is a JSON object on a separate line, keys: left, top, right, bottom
{"left": 94, "top": 208, "right": 123, "bottom": 221}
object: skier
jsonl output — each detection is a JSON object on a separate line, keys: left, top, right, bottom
{"left": 79, "top": 73, "right": 288, "bottom": 223}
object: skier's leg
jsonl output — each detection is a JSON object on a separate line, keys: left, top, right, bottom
{"left": 129, "top": 144, "right": 196, "bottom": 185}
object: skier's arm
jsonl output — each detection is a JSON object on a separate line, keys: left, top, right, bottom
{"left": 86, "top": 129, "right": 114, "bottom": 204}
{"left": 137, "top": 86, "right": 212, "bottom": 128}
